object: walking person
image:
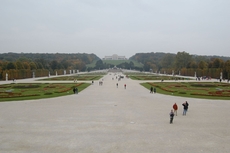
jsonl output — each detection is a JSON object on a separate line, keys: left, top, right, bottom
{"left": 182, "top": 101, "right": 189, "bottom": 115}
{"left": 124, "top": 84, "right": 126, "bottom": 89}
{"left": 73, "top": 88, "right": 76, "bottom": 94}
{"left": 153, "top": 88, "right": 156, "bottom": 93}
{"left": 169, "top": 110, "right": 174, "bottom": 124}
{"left": 75, "top": 88, "right": 78, "bottom": 94}
{"left": 173, "top": 103, "right": 178, "bottom": 116}
{"left": 116, "top": 83, "right": 118, "bottom": 88}
{"left": 150, "top": 86, "right": 153, "bottom": 93}
{"left": 185, "top": 101, "right": 189, "bottom": 111}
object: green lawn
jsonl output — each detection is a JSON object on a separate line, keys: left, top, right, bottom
{"left": 141, "top": 82, "right": 230, "bottom": 100}
{"left": 0, "top": 83, "right": 90, "bottom": 102}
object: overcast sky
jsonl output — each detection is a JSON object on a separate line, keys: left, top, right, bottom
{"left": 0, "top": 0, "right": 230, "bottom": 58}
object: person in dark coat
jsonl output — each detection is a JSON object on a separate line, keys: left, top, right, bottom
{"left": 150, "top": 86, "right": 153, "bottom": 93}
{"left": 73, "top": 88, "right": 76, "bottom": 94}
{"left": 169, "top": 110, "right": 174, "bottom": 124}
{"left": 182, "top": 101, "right": 189, "bottom": 115}
{"left": 153, "top": 88, "right": 156, "bottom": 93}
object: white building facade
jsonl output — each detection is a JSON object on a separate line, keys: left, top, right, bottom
{"left": 102, "top": 54, "right": 127, "bottom": 60}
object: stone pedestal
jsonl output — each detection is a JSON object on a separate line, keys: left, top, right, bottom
{"left": 6, "top": 73, "right": 8, "bottom": 81}
{"left": 33, "top": 72, "right": 35, "bottom": 78}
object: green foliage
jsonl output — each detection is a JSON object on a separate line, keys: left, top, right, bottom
{"left": 175, "top": 51, "right": 192, "bottom": 69}
{"left": 0, "top": 53, "right": 100, "bottom": 80}
{"left": 44, "top": 92, "right": 53, "bottom": 95}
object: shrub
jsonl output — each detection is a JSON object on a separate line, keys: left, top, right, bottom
{"left": 178, "top": 91, "right": 187, "bottom": 94}
{"left": 44, "top": 92, "right": 53, "bottom": 95}
{"left": 190, "top": 83, "right": 217, "bottom": 87}
{"left": 13, "top": 85, "right": 40, "bottom": 88}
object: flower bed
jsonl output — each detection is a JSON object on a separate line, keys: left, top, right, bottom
{"left": 0, "top": 94, "right": 40, "bottom": 98}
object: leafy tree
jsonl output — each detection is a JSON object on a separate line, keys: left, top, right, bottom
{"left": 224, "top": 60, "right": 230, "bottom": 79}
{"left": 129, "top": 61, "right": 134, "bottom": 69}
{"left": 188, "top": 61, "right": 198, "bottom": 69}
{"left": 16, "top": 61, "right": 24, "bottom": 69}
{"left": 50, "top": 60, "right": 59, "bottom": 70}
{"left": 29, "top": 62, "right": 37, "bottom": 70}
{"left": 95, "top": 60, "right": 104, "bottom": 69}
{"left": 6, "top": 62, "right": 16, "bottom": 70}
{"left": 212, "top": 58, "right": 224, "bottom": 68}
{"left": 23, "top": 62, "right": 30, "bottom": 69}
{"left": 198, "top": 61, "right": 208, "bottom": 69}
{"left": 35, "top": 62, "right": 44, "bottom": 69}
{"left": 160, "top": 53, "right": 175, "bottom": 68}
{"left": 61, "top": 60, "right": 70, "bottom": 69}
{"left": 175, "top": 51, "right": 192, "bottom": 69}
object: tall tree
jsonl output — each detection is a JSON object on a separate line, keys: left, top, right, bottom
{"left": 16, "top": 61, "right": 24, "bottom": 69}
{"left": 50, "top": 60, "right": 59, "bottom": 70}
{"left": 212, "top": 58, "right": 224, "bottom": 68}
{"left": 188, "top": 61, "right": 198, "bottom": 69}
{"left": 29, "top": 62, "right": 37, "bottom": 70}
{"left": 160, "top": 53, "right": 175, "bottom": 68}
{"left": 224, "top": 60, "right": 230, "bottom": 79}
{"left": 95, "top": 59, "right": 104, "bottom": 69}
{"left": 6, "top": 62, "right": 16, "bottom": 70}
{"left": 175, "top": 51, "right": 192, "bottom": 69}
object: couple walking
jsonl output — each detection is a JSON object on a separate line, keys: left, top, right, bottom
{"left": 172, "top": 101, "right": 189, "bottom": 116}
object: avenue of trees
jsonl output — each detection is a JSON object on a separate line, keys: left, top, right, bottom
{"left": 130, "top": 51, "right": 230, "bottom": 80}
{"left": 1, "top": 52, "right": 230, "bottom": 80}
{"left": 0, "top": 53, "right": 99, "bottom": 80}
{"left": 87, "top": 59, "right": 142, "bottom": 72}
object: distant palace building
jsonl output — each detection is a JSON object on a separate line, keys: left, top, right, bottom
{"left": 102, "top": 54, "right": 127, "bottom": 60}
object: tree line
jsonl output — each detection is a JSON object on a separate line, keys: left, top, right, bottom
{"left": 0, "top": 53, "right": 99, "bottom": 80}
{"left": 1, "top": 52, "right": 230, "bottom": 80}
{"left": 130, "top": 51, "right": 230, "bottom": 80}
{"left": 87, "top": 59, "right": 142, "bottom": 71}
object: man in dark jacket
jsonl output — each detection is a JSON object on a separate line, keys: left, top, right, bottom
{"left": 182, "top": 101, "right": 189, "bottom": 115}
{"left": 150, "top": 86, "right": 153, "bottom": 93}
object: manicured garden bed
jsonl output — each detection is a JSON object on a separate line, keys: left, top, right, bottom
{"left": 0, "top": 83, "right": 90, "bottom": 102}
{"left": 141, "top": 82, "right": 230, "bottom": 100}
{"left": 37, "top": 74, "right": 103, "bottom": 81}
{"left": 129, "top": 75, "right": 192, "bottom": 80}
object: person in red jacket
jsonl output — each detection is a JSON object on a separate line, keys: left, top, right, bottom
{"left": 173, "top": 103, "right": 178, "bottom": 116}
